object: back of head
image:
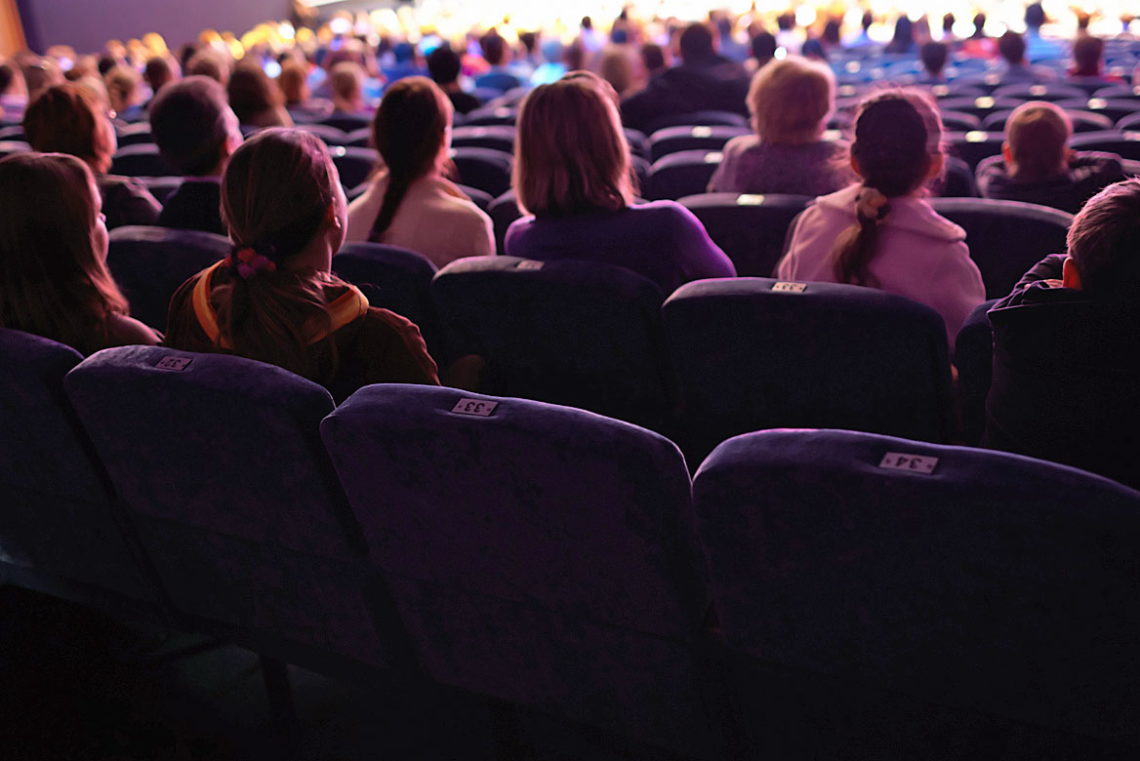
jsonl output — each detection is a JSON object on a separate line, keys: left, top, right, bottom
{"left": 329, "top": 61, "right": 364, "bottom": 105}
{"left": 277, "top": 59, "right": 308, "bottom": 104}
{"left": 216, "top": 128, "right": 343, "bottom": 380}
{"left": 679, "top": 22, "right": 716, "bottom": 64}
{"left": 1025, "top": 3, "right": 1046, "bottom": 30}
{"left": 143, "top": 56, "right": 176, "bottom": 95}
{"left": 0, "top": 151, "right": 126, "bottom": 353}
{"left": 822, "top": 19, "right": 841, "bottom": 45}
{"left": 480, "top": 31, "right": 507, "bottom": 66}
{"left": 778, "top": 13, "right": 795, "bottom": 32}
{"left": 599, "top": 47, "right": 634, "bottom": 95}
{"left": 972, "top": 13, "right": 987, "bottom": 38}
{"left": 23, "top": 83, "right": 109, "bottom": 169}
{"left": 921, "top": 42, "right": 948, "bottom": 76}
{"left": 369, "top": 76, "right": 451, "bottom": 236}
{"left": 891, "top": 16, "right": 914, "bottom": 46}
{"left": 427, "top": 44, "right": 462, "bottom": 86}
{"left": 104, "top": 64, "right": 140, "bottom": 113}
{"left": 641, "top": 43, "right": 667, "bottom": 73}
{"left": 514, "top": 76, "right": 633, "bottom": 217}
{"left": 149, "top": 75, "right": 234, "bottom": 176}
{"left": 942, "top": 13, "right": 955, "bottom": 33}
{"left": 1006, "top": 101, "right": 1071, "bottom": 180}
{"left": 0, "top": 62, "right": 16, "bottom": 95}
{"left": 185, "top": 49, "right": 230, "bottom": 84}
{"left": 748, "top": 56, "right": 834, "bottom": 144}
{"left": 227, "top": 64, "right": 282, "bottom": 125}
{"left": 1073, "top": 35, "right": 1104, "bottom": 75}
{"left": 831, "top": 91, "right": 944, "bottom": 286}
{"left": 751, "top": 32, "right": 777, "bottom": 63}
{"left": 1067, "top": 179, "right": 1140, "bottom": 302}
{"left": 998, "top": 31, "right": 1027, "bottom": 65}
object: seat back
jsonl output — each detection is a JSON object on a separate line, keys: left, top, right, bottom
{"left": 648, "top": 125, "right": 752, "bottom": 162}
{"left": 106, "top": 226, "right": 230, "bottom": 331}
{"left": 449, "top": 147, "right": 513, "bottom": 196}
{"left": 678, "top": 193, "right": 811, "bottom": 276}
{"left": 647, "top": 150, "right": 723, "bottom": 200}
{"left": 643, "top": 109, "right": 748, "bottom": 133}
{"left": 933, "top": 155, "right": 979, "bottom": 197}
{"left": 294, "top": 123, "right": 348, "bottom": 145}
{"left": 487, "top": 189, "right": 524, "bottom": 254}
{"left": 432, "top": 256, "right": 671, "bottom": 430}
{"left": 332, "top": 242, "right": 440, "bottom": 354}
{"left": 0, "top": 329, "right": 161, "bottom": 609}
{"left": 321, "top": 384, "right": 711, "bottom": 753}
{"left": 946, "top": 130, "right": 1005, "bottom": 169}
{"left": 954, "top": 298, "right": 999, "bottom": 446}
{"left": 319, "top": 113, "right": 372, "bottom": 133}
{"left": 64, "top": 347, "right": 387, "bottom": 667}
{"left": 693, "top": 429, "right": 1140, "bottom": 752}
{"left": 991, "top": 82, "right": 1088, "bottom": 101}
{"left": 663, "top": 278, "right": 952, "bottom": 461}
{"left": 329, "top": 145, "right": 378, "bottom": 190}
{"left": 1069, "top": 129, "right": 1140, "bottom": 160}
{"left": 1056, "top": 98, "right": 1140, "bottom": 125}
{"left": 929, "top": 198, "right": 1072, "bottom": 299}
{"left": 449, "top": 124, "right": 516, "bottom": 153}
{"left": 110, "top": 143, "right": 178, "bottom": 176}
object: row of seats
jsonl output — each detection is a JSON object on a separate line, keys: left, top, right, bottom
{"left": 4, "top": 327, "right": 1139, "bottom": 757}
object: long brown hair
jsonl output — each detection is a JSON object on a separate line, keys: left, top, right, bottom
{"left": 0, "top": 152, "right": 129, "bottom": 354}
{"left": 514, "top": 75, "right": 635, "bottom": 217}
{"left": 23, "top": 83, "right": 115, "bottom": 173}
{"left": 369, "top": 76, "right": 451, "bottom": 239}
{"left": 216, "top": 128, "right": 343, "bottom": 381}
{"left": 831, "top": 90, "right": 943, "bottom": 286}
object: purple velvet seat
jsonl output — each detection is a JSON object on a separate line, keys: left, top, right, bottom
{"left": 486, "top": 189, "right": 521, "bottom": 253}
{"left": 1069, "top": 129, "right": 1140, "bottom": 160}
{"left": 954, "top": 298, "right": 1000, "bottom": 446}
{"left": 448, "top": 146, "right": 513, "bottom": 197}
{"left": 63, "top": 346, "right": 406, "bottom": 676}
{"left": 432, "top": 255, "right": 672, "bottom": 431}
{"left": 294, "top": 123, "right": 349, "bottom": 145}
{"left": 0, "top": 329, "right": 164, "bottom": 616}
{"left": 647, "top": 125, "right": 752, "bottom": 162}
{"left": 106, "top": 225, "right": 230, "bottom": 331}
{"left": 946, "top": 131, "right": 1005, "bottom": 170}
{"left": 449, "top": 124, "right": 516, "bottom": 154}
{"left": 647, "top": 149, "right": 724, "bottom": 201}
{"left": 693, "top": 428, "right": 1140, "bottom": 757}
{"left": 328, "top": 145, "right": 379, "bottom": 190}
{"left": 663, "top": 278, "right": 953, "bottom": 462}
{"left": 320, "top": 384, "right": 717, "bottom": 756}
{"left": 109, "top": 143, "right": 178, "bottom": 177}
{"left": 678, "top": 192, "right": 811, "bottom": 276}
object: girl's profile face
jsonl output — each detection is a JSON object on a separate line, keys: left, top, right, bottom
{"left": 88, "top": 174, "right": 108, "bottom": 261}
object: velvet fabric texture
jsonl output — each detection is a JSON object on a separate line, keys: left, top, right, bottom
{"left": 680, "top": 193, "right": 811, "bottom": 276}
{"left": 928, "top": 198, "right": 1074, "bottom": 299}
{"left": 106, "top": 225, "right": 230, "bottom": 331}
{"left": 0, "top": 329, "right": 160, "bottom": 605}
{"left": 693, "top": 429, "right": 1140, "bottom": 751}
{"left": 63, "top": 346, "right": 388, "bottom": 668}
{"left": 432, "top": 256, "right": 672, "bottom": 430}
{"left": 663, "top": 278, "right": 953, "bottom": 462}
{"left": 449, "top": 147, "right": 513, "bottom": 197}
{"left": 955, "top": 298, "right": 1000, "bottom": 446}
{"left": 320, "top": 384, "right": 713, "bottom": 755}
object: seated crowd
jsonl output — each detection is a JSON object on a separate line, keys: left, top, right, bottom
{"left": 1, "top": 4, "right": 1139, "bottom": 496}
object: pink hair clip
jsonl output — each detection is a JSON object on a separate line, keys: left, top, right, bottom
{"left": 225, "top": 246, "right": 278, "bottom": 279}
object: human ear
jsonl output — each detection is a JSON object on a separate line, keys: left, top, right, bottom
{"left": 1062, "top": 255, "right": 1083, "bottom": 290}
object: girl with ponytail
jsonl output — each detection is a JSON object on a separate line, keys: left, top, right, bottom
{"left": 165, "top": 128, "right": 439, "bottom": 399}
{"left": 778, "top": 90, "right": 984, "bottom": 342}
{"left": 344, "top": 76, "right": 493, "bottom": 267}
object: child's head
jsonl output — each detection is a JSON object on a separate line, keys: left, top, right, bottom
{"left": 426, "top": 45, "right": 462, "bottom": 87}
{"left": 1072, "top": 35, "right": 1104, "bottom": 77}
{"left": 227, "top": 63, "right": 284, "bottom": 125}
{"left": 0, "top": 151, "right": 127, "bottom": 353}
{"left": 369, "top": 76, "right": 452, "bottom": 236}
{"left": 329, "top": 61, "right": 364, "bottom": 110}
{"left": 23, "top": 83, "right": 117, "bottom": 174}
{"left": 998, "top": 31, "right": 1027, "bottom": 65}
{"left": 143, "top": 56, "right": 177, "bottom": 96}
{"left": 277, "top": 59, "right": 310, "bottom": 106}
{"left": 1003, "top": 101, "right": 1071, "bottom": 181}
{"left": 920, "top": 42, "right": 948, "bottom": 77}
{"left": 1064, "top": 179, "right": 1140, "bottom": 301}
{"left": 748, "top": 56, "right": 834, "bottom": 145}
{"left": 103, "top": 64, "right": 141, "bottom": 114}
{"left": 149, "top": 75, "right": 241, "bottom": 177}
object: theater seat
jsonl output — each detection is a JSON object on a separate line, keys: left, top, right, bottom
{"left": 955, "top": 298, "right": 999, "bottom": 446}
{"left": 647, "top": 149, "right": 723, "bottom": 201}
{"left": 647, "top": 125, "right": 752, "bottom": 162}
{"left": 663, "top": 278, "right": 953, "bottom": 462}
{"left": 693, "top": 429, "right": 1140, "bottom": 757}
{"left": 295, "top": 123, "right": 349, "bottom": 145}
{"left": 332, "top": 242, "right": 440, "bottom": 355}
{"left": 946, "top": 131, "right": 1005, "bottom": 170}
{"left": 432, "top": 256, "right": 671, "bottom": 430}
{"left": 320, "top": 384, "right": 716, "bottom": 757}
{"left": 1069, "top": 129, "right": 1140, "bottom": 160}
{"left": 678, "top": 192, "right": 811, "bottom": 276}
{"left": 991, "top": 82, "right": 1088, "bottom": 101}
{"left": 109, "top": 143, "right": 178, "bottom": 177}
{"left": 933, "top": 155, "right": 979, "bottom": 197}
{"left": 487, "top": 190, "right": 523, "bottom": 254}
{"left": 64, "top": 347, "right": 403, "bottom": 676}
{"left": 928, "top": 198, "right": 1072, "bottom": 299}
{"left": 329, "top": 145, "right": 378, "bottom": 190}
{"left": 0, "top": 329, "right": 164, "bottom": 616}
{"left": 642, "top": 109, "right": 748, "bottom": 134}
{"left": 320, "top": 113, "right": 372, "bottom": 133}
{"left": 450, "top": 124, "right": 516, "bottom": 154}
{"left": 106, "top": 226, "right": 230, "bottom": 331}
{"left": 115, "top": 122, "right": 154, "bottom": 146}
{"left": 449, "top": 146, "right": 513, "bottom": 197}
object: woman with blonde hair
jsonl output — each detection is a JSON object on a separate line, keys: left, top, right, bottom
{"left": 345, "top": 76, "right": 493, "bottom": 267}
{"left": 778, "top": 90, "right": 984, "bottom": 342}
{"left": 708, "top": 55, "right": 847, "bottom": 195}
{"left": 166, "top": 129, "right": 438, "bottom": 399}
{"left": 0, "top": 152, "right": 159, "bottom": 353}
{"left": 505, "top": 74, "right": 734, "bottom": 294}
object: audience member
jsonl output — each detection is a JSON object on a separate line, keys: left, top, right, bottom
{"left": 185, "top": 49, "right": 231, "bottom": 85}
{"left": 778, "top": 90, "right": 985, "bottom": 342}
{"left": 620, "top": 22, "right": 750, "bottom": 132}
{"left": 918, "top": 41, "right": 948, "bottom": 82}
{"left": 884, "top": 16, "right": 915, "bottom": 54}
{"left": 426, "top": 45, "right": 480, "bottom": 115}
{"left": 0, "top": 61, "right": 27, "bottom": 120}
{"left": 277, "top": 59, "right": 331, "bottom": 123}
{"left": 506, "top": 75, "right": 735, "bottom": 294}
{"left": 708, "top": 56, "right": 847, "bottom": 196}
{"left": 599, "top": 46, "right": 636, "bottom": 96}
{"left": 976, "top": 101, "right": 1125, "bottom": 213}
{"left": 328, "top": 61, "right": 370, "bottom": 115}
{"left": 22, "top": 57, "right": 64, "bottom": 101}
{"left": 1070, "top": 35, "right": 1120, "bottom": 82}
{"left": 149, "top": 76, "right": 242, "bottom": 235}
{"left": 142, "top": 56, "right": 178, "bottom": 102}
{"left": 0, "top": 152, "right": 159, "bottom": 353}
{"left": 345, "top": 77, "right": 493, "bottom": 266}
{"left": 104, "top": 64, "right": 144, "bottom": 120}
{"left": 475, "top": 31, "right": 523, "bottom": 92}
{"left": 382, "top": 42, "right": 426, "bottom": 84}
{"left": 165, "top": 128, "right": 439, "bottom": 399}
{"left": 748, "top": 32, "right": 777, "bottom": 71}
{"left": 996, "top": 31, "right": 1054, "bottom": 83}
{"left": 228, "top": 63, "right": 292, "bottom": 128}
{"left": 984, "top": 179, "right": 1140, "bottom": 489}
{"left": 23, "top": 83, "right": 161, "bottom": 229}
{"left": 639, "top": 42, "right": 668, "bottom": 78}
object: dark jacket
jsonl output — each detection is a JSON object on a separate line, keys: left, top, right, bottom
{"left": 976, "top": 152, "right": 1126, "bottom": 214}
{"left": 157, "top": 178, "right": 226, "bottom": 236}
{"left": 620, "top": 57, "right": 750, "bottom": 132}
{"left": 98, "top": 174, "right": 161, "bottom": 230}
{"left": 984, "top": 254, "right": 1140, "bottom": 489}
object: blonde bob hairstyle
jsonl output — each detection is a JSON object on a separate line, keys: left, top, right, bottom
{"left": 514, "top": 76, "right": 635, "bottom": 217}
{"left": 748, "top": 56, "right": 835, "bottom": 145}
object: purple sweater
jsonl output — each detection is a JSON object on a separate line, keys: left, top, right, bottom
{"left": 504, "top": 201, "right": 736, "bottom": 295}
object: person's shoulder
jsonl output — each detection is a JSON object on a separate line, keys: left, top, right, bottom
{"left": 105, "top": 313, "right": 162, "bottom": 347}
